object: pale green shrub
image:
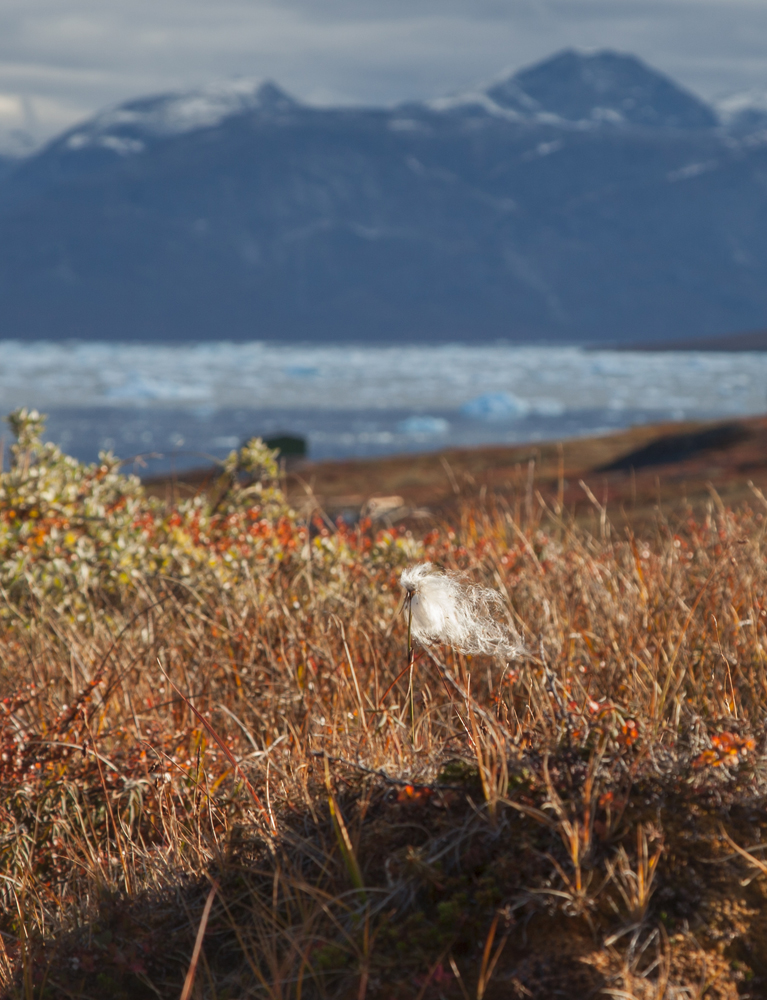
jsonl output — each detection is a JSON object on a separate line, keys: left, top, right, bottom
{"left": 0, "top": 409, "right": 419, "bottom": 617}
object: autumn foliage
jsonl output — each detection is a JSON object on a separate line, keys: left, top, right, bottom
{"left": 1, "top": 410, "right": 767, "bottom": 998}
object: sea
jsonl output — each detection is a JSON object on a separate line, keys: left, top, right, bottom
{"left": 1, "top": 341, "right": 765, "bottom": 475}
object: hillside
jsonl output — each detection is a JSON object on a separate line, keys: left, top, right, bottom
{"left": 1, "top": 50, "right": 767, "bottom": 342}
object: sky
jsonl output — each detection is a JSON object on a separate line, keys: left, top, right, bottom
{"left": 1, "top": 0, "right": 767, "bottom": 153}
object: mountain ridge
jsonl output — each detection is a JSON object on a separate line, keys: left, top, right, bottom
{"left": 1, "top": 48, "right": 767, "bottom": 345}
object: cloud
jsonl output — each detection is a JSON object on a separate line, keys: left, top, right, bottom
{"left": 1, "top": 0, "right": 767, "bottom": 150}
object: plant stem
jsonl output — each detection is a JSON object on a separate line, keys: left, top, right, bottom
{"left": 407, "top": 594, "right": 415, "bottom": 743}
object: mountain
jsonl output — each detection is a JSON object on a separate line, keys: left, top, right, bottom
{"left": 485, "top": 49, "right": 717, "bottom": 129}
{"left": 0, "top": 49, "right": 766, "bottom": 345}
{"left": 0, "top": 157, "right": 17, "bottom": 184}
{"left": 0, "top": 81, "right": 298, "bottom": 212}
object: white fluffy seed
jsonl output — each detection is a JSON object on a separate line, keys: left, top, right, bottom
{"left": 400, "top": 562, "right": 521, "bottom": 660}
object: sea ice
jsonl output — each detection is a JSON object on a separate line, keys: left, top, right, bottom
{"left": 104, "top": 373, "right": 211, "bottom": 403}
{"left": 529, "top": 399, "right": 566, "bottom": 417}
{"left": 2, "top": 341, "right": 767, "bottom": 467}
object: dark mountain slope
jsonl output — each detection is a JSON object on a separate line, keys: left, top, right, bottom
{"left": 0, "top": 50, "right": 766, "bottom": 343}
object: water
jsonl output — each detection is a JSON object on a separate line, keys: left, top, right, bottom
{"left": 1, "top": 341, "right": 765, "bottom": 474}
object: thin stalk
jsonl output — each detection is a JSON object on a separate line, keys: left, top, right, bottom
{"left": 406, "top": 594, "right": 415, "bottom": 743}
{"left": 179, "top": 884, "right": 218, "bottom": 1000}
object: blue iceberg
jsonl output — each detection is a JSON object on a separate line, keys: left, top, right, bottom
{"left": 397, "top": 416, "right": 450, "bottom": 435}
{"left": 460, "top": 392, "right": 529, "bottom": 420}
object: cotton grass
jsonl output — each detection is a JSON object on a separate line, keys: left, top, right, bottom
{"left": 400, "top": 562, "right": 521, "bottom": 660}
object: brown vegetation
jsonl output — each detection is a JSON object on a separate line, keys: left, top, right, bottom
{"left": 3, "top": 414, "right": 767, "bottom": 997}
{"left": 146, "top": 414, "right": 767, "bottom": 531}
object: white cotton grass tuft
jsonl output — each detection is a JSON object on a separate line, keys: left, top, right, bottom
{"left": 400, "top": 562, "right": 522, "bottom": 660}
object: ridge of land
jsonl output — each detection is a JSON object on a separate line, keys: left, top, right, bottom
{"left": 623, "top": 328, "right": 767, "bottom": 351}
{"left": 144, "top": 414, "right": 767, "bottom": 529}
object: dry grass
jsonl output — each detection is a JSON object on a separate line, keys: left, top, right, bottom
{"left": 3, "top": 442, "right": 767, "bottom": 997}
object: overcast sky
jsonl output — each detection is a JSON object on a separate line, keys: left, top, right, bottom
{"left": 1, "top": 0, "right": 767, "bottom": 152}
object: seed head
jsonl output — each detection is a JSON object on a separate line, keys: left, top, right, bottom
{"left": 400, "top": 562, "right": 521, "bottom": 660}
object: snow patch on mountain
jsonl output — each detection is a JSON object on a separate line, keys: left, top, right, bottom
{"left": 425, "top": 89, "right": 525, "bottom": 121}
{"left": 715, "top": 89, "right": 767, "bottom": 135}
{"left": 60, "top": 80, "right": 297, "bottom": 156}
{"left": 716, "top": 89, "right": 767, "bottom": 118}
{"left": 667, "top": 159, "right": 719, "bottom": 182}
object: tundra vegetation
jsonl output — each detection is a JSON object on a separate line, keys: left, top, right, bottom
{"left": 0, "top": 408, "right": 766, "bottom": 999}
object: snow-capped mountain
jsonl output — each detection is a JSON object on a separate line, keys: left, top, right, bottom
{"left": 61, "top": 80, "right": 297, "bottom": 154}
{"left": 0, "top": 80, "right": 300, "bottom": 211}
{"left": 0, "top": 49, "right": 766, "bottom": 345}
{"left": 432, "top": 50, "right": 718, "bottom": 130}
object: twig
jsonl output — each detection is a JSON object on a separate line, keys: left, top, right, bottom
{"left": 179, "top": 883, "right": 218, "bottom": 1000}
